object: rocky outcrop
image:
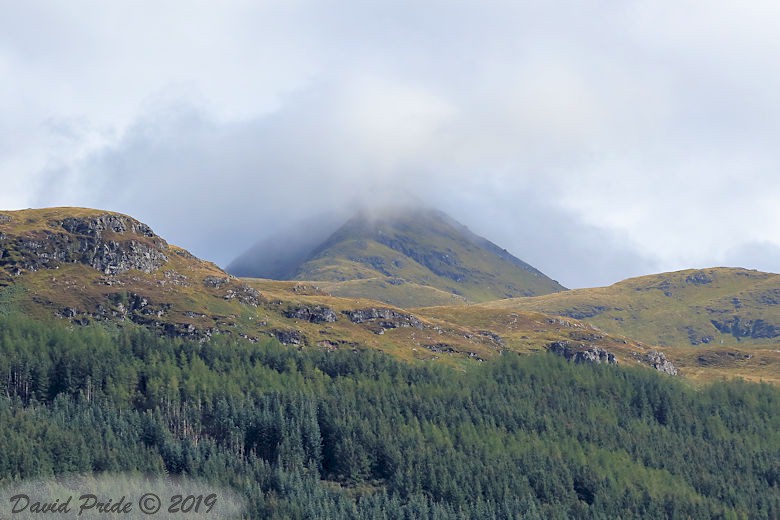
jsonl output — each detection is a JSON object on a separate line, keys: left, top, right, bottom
{"left": 710, "top": 317, "right": 779, "bottom": 339}
{"left": 696, "top": 350, "right": 752, "bottom": 367}
{"left": 203, "top": 276, "right": 230, "bottom": 288}
{"left": 283, "top": 305, "right": 338, "bottom": 323}
{"left": 88, "top": 240, "right": 167, "bottom": 275}
{"left": 224, "top": 284, "right": 262, "bottom": 306}
{"left": 269, "top": 329, "right": 305, "bottom": 345}
{"left": 477, "top": 330, "right": 504, "bottom": 347}
{"left": 685, "top": 271, "right": 713, "bottom": 285}
{"left": 685, "top": 326, "right": 713, "bottom": 345}
{"left": 423, "top": 343, "right": 457, "bottom": 354}
{"left": 547, "top": 341, "right": 617, "bottom": 365}
{"left": 0, "top": 214, "right": 168, "bottom": 275}
{"left": 58, "top": 292, "right": 171, "bottom": 322}
{"left": 205, "top": 276, "right": 262, "bottom": 306}
{"left": 643, "top": 350, "right": 678, "bottom": 375}
{"left": 160, "top": 270, "right": 189, "bottom": 287}
{"left": 58, "top": 214, "right": 157, "bottom": 238}
{"left": 560, "top": 306, "right": 608, "bottom": 320}
{"left": 757, "top": 289, "right": 780, "bottom": 306}
{"left": 343, "top": 307, "right": 423, "bottom": 330}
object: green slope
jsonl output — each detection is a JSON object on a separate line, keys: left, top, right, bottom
{"left": 289, "top": 207, "right": 566, "bottom": 304}
{"left": 483, "top": 267, "right": 780, "bottom": 348}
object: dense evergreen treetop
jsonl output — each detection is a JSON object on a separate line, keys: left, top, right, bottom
{"left": 1, "top": 315, "right": 778, "bottom": 519}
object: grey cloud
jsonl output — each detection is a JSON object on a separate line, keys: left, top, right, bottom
{"left": 722, "top": 242, "right": 780, "bottom": 275}
{"left": 6, "top": 0, "right": 780, "bottom": 288}
{"left": 34, "top": 95, "right": 658, "bottom": 288}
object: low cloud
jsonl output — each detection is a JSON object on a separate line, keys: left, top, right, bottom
{"left": 722, "top": 242, "right": 780, "bottom": 275}
{"left": 34, "top": 95, "right": 658, "bottom": 288}
{"left": 4, "top": 1, "right": 780, "bottom": 287}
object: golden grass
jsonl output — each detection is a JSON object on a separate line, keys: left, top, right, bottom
{"left": 2, "top": 212, "right": 778, "bottom": 384}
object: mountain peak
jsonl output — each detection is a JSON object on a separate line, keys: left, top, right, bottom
{"left": 229, "top": 206, "right": 565, "bottom": 304}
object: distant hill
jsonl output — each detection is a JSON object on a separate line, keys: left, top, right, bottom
{"left": 228, "top": 206, "right": 566, "bottom": 305}
{"left": 481, "top": 267, "right": 780, "bottom": 348}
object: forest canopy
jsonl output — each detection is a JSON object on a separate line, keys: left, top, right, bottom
{"left": 0, "top": 314, "right": 778, "bottom": 519}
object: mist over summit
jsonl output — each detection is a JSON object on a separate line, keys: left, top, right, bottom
{"left": 228, "top": 205, "right": 565, "bottom": 305}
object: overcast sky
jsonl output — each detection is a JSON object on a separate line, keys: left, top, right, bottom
{"left": 2, "top": 1, "right": 780, "bottom": 288}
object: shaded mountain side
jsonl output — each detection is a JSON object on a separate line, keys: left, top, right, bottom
{"left": 480, "top": 267, "right": 780, "bottom": 349}
{"left": 229, "top": 206, "right": 566, "bottom": 304}
{"left": 227, "top": 211, "right": 348, "bottom": 279}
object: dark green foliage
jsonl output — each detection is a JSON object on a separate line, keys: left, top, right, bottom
{"left": 0, "top": 314, "right": 778, "bottom": 519}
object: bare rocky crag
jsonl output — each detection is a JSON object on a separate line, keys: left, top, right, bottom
{"left": 641, "top": 350, "right": 679, "bottom": 376}
{"left": 284, "top": 305, "right": 338, "bottom": 323}
{"left": 710, "top": 316, "right": 779, "bottom": 340}
{"left": 343, "top": 307, "right": 424, "bottom": 334}
{"left": 0, "top": 213, "right": 168, "bottom": 276}
{"left": 547, "top": 341, "right": 617, "bottom": 365}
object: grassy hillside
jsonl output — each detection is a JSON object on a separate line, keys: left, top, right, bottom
{"left": 474, "top": 267, "right": 780, "bottom": 383}
{"left": 3, "top": 208, "right": 779, "bottom": 518}
{"left": 232, "top": 206, "right": 566, "bottom": 304}
{"left": 1, "top": 208, "right": 777, "bottom": 384}
{"left": 0, "top": 207, "right": 631, "bottom": 369}
{"left": 481, "top": 267, "right": 780, "bottom": 346}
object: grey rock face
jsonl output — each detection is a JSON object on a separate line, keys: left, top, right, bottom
{"left": 343, "top": 308, "right": 423, "bottom": 328}
{"left": 710, "top": 317, "right": 779, "bottom": 339}
{"left": 685, "top": 271, "right": 713, "bottom": 285}
{"left": 1, "top": 214, "right": 168, "bottom": 275}
{"left": 58, "top": 214, "right": 157, "bottom": 238}
{"left": 284, "top": 305, "right": 338, "bottom": 323}
{"left": 0, "top": 214, "right": 11, "bottom": 224}
{"left": 203, "top": 276, "right": 230, "bottom": 288}
{"left": 547, "top": 341, "right": 617, "bottom": 365}
{"left": 223, "top": 284, "right": 262, "bottom": 306}
{"left": 270, "top": 329, "right": 305, "bottom": 345}
{"left": 644, "top": 350, "right": 678, "bottom": 375}
{"left": 88, "top": 240, "right": 168, "bottom": 275}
